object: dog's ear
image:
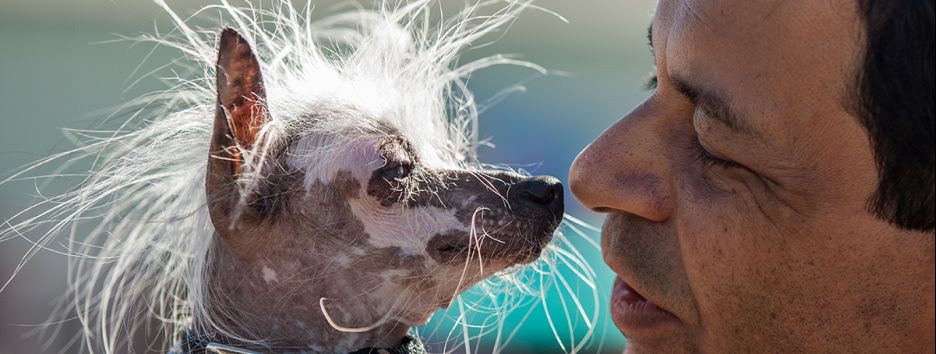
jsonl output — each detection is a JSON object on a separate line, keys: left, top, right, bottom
{"left": 206, "top": 28, "right": 270, "bottom": 232}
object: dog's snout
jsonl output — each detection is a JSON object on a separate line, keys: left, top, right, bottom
{"left": 515, "top": 176, "right": 564, "bottom": 218}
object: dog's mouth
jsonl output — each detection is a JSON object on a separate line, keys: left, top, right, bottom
{"left": 416, "top": 172, "right": 564, "bottom": 267}
{"left": 426, "top": 215, "right": 560, "bottom": 266}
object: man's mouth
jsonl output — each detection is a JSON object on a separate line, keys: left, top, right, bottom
{"left": 611, "top": 277, "right": 680, "bottom": 335}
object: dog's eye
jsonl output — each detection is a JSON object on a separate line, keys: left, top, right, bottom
{"left": 379, "top": 161, "right": 413, "bottom": 180}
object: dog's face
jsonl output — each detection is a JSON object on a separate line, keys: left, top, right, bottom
{"left": 287, "top": 122, "right": 564, "bottom": 268}
{"left": 204, "top": 29, "right": 562, "bottom": 338}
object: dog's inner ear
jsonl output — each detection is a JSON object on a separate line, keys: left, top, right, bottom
{"left": 207, "top": 28, "right": 271, "bottom": 229}
{"left": 213, "top": 28, "right": 269, "bottom": 176}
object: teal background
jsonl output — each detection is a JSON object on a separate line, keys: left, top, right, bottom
{"left": 0, "top": 1, "right": 656, "bottom": 353}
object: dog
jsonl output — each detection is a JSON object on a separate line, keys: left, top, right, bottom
{"left": 0, "top": 1, "right": 603, "bottom": 353}
{"left": 188, "top": 26, "right": 563, "bottom": 352}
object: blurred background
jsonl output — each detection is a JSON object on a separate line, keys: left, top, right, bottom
{"left": 0, "top": 0, "right": 655, "bottom": 353}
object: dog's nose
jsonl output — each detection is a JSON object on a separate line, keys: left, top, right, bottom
{"left": 515, "top": 176, "right": 564, "bottom": 218}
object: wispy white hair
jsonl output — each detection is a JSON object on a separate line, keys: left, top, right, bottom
{"left": 0, "top": 1, "right": 603, "bottom": 353}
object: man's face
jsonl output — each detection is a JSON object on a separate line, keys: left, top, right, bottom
{"left": 569, "top": 0, "right": 935, "bottom": 352}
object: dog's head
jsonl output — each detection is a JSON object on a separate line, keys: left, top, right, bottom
{"left": 203, "top": 29, "right": 562, "bottom": 339}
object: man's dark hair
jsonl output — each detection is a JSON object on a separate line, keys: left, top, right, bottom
{"left": 856, "top": 0, "right": 935, "bottom": 232}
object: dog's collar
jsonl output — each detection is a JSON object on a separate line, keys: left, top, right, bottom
{"left": 171, "top": 329, "right": 427, "bottom": 354}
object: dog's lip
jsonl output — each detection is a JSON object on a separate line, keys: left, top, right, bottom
{"left": 430, "top": 215, "right": 555, "bottom": 263}
{"left": 431, "top": 216, "right": 554, "bottom": 252}
{"left": 469, "top": 214, "right": 559, "bottom": 236}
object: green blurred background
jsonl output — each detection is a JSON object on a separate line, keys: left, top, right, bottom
{"left": 0, "top": 1, "right": 656, "bottom": 353}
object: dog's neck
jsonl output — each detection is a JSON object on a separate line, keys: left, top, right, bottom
{"left": 175, "top": 328, "right": 425, "bottom": 354}
{"left": 196, "top": 236, "right": 417, "bottom": 353}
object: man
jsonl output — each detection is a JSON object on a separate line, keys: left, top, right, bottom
{"left": 569, "top": 0, "right": 934, "bottom": 352}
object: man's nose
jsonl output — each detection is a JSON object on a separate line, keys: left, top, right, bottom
{"left": 568, "top": 100, "right": 674, "bottom": 222}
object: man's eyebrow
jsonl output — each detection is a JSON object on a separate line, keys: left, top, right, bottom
{"left": 669, "top": 75, "right": 755, "bottom": 134}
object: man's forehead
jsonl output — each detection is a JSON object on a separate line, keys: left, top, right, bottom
{"left": 656, "top": 0, "right": 862, "bottom": 69}
{"left": 653, "top": 0, "right": 808, "bottom": 69}
{"left": 654, "top": 0, "right": 863, "bottom": 134}
{"left": 669, "top": 0, "right": 855, "bottom": 37}
{"left": 679, "top": 0, "right": 783, "bottom": 25}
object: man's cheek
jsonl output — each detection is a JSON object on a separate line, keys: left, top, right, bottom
{"left": 677, "top": 212, "right": 732, "bottom": 307}
{"left": 678, "top": 198, "right": 790, "bottom": 348}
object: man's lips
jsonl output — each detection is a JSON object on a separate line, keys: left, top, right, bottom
{"left": 611, "top": 277, "right": 680, "bottom": 335}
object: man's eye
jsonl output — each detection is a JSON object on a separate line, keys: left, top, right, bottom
{"left": 689, "top": 135, "right": 744, "bottom": 170}
{"left": 644, "top": 73, "right": 658, "bottom": 90}
{"left": 379, "top": 161, "right": 414, "bottom": 180}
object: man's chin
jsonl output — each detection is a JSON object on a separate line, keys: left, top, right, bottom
{"left": 616, "top": 320, "right": 691, "bottom": 354}
{"left": 621, "top": 333, "right": 695, "bottom": 354}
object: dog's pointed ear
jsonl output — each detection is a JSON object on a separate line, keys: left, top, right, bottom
{"left": 206, "top": 28, "right": 269, "bottom": 229}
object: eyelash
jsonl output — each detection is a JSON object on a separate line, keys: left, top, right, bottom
{"left": 644, "top": 73, "right": 658, "bottom": 90}
{"left": 646, "top": 68, "right": 743, "bottom": 171}
{"left": 689, "top": 134, "right": 744, "bottom": 170}
{"left": 379, "top": 159, "right": 415, "bottom": 181}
